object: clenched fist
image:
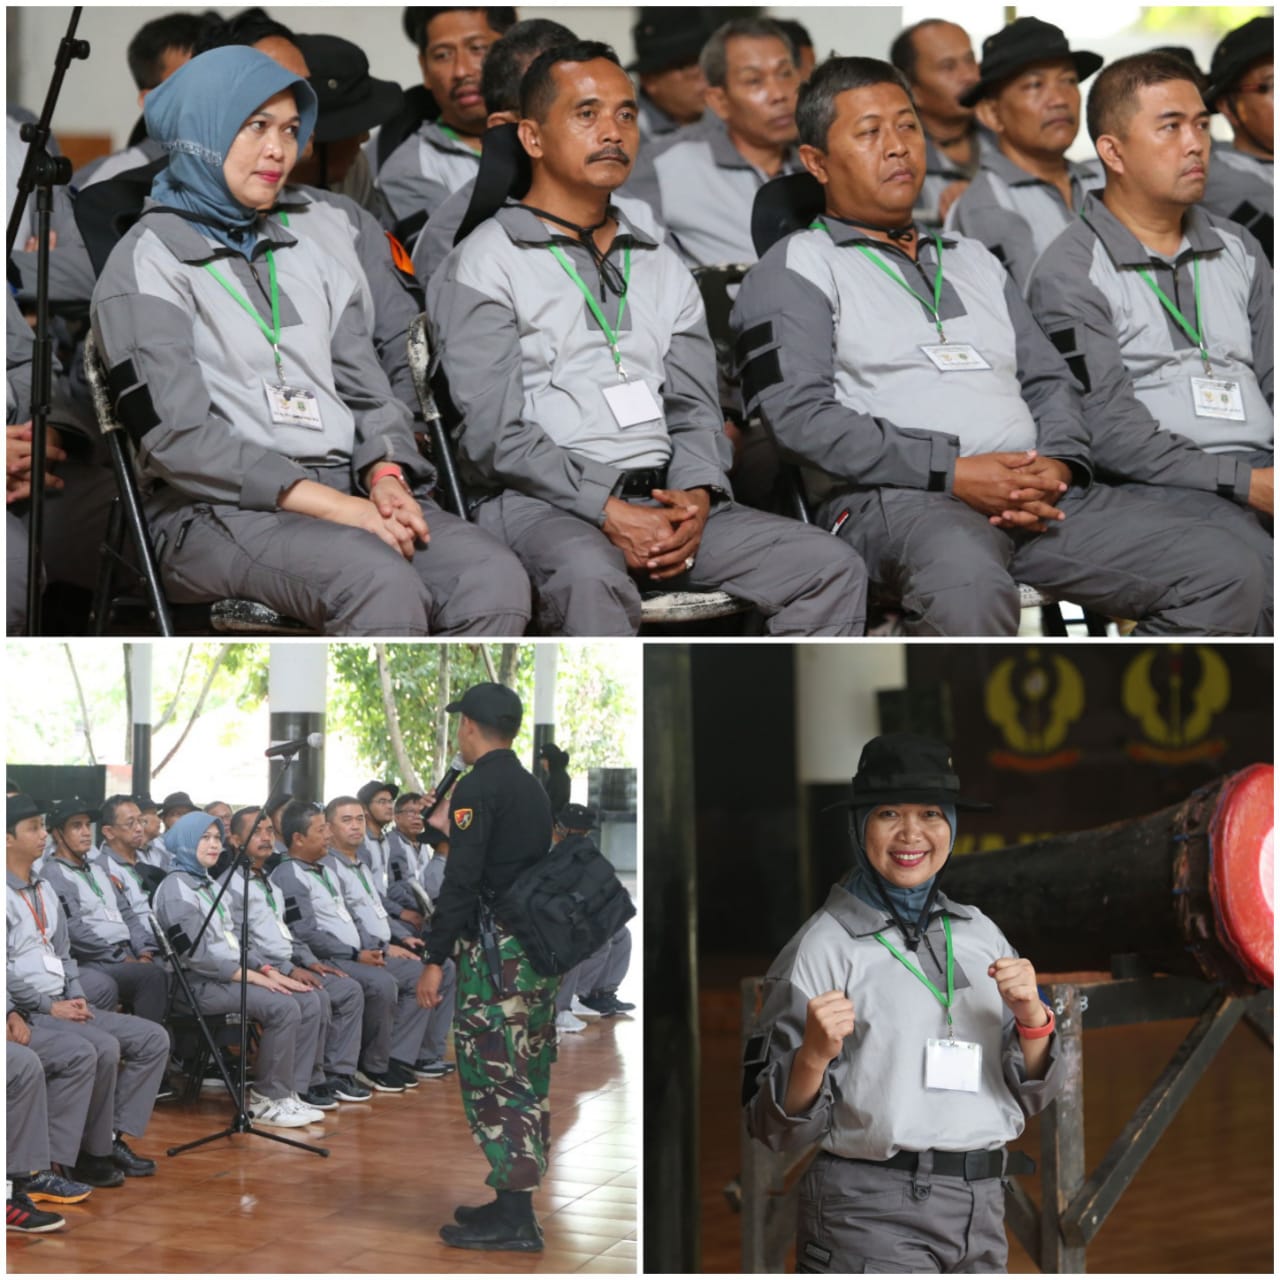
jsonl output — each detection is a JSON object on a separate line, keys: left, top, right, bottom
{"left": 988, "top": 957, "right": 1048, "bottom": 1028}
{"left": 800, "top": 990, "right": 856, "bottom": 1066}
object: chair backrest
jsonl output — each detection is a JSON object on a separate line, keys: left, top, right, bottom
{"left": 81, "top": 331, "right": 123, "bottom": 437}
{"left": 406, "top": 314, "right": 441, "bottom": 424}
{"left": 407, "top": 313, "right": 470, "bottom": 519}
{"left": 692, "top": 263, "right": 750, "bottom": 378}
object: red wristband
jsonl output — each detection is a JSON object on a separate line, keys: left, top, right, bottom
{"left": 369, "top": 464, "right": 407, "bottom": 491}
{"left": 1015, "top": 1003, "right": 1055, "bottom": 1039}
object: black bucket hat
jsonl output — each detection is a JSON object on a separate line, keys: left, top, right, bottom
{"left": 357, "top": 779, "right": 399, "bottom": 808}
{"left": 959, "top": 17, "right": 1102, "bottom": 109}
{"left": 629, "top": 7, "right": 710, "bottom": 75}
{"left": 296, "top": 33, "right": 405, "bottom": 143}
{"left": 829, "top": 732, "right": 991, "bottom": 812}
{"left": 1205, "top": 16, "right": 1273, "bottom": 109}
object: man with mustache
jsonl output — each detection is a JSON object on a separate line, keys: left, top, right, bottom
{"left": 730, "top": 56, "right": 1266, "bottom": 636}
{"left": 377, "top": 6, "right": 515, "bottom": 230}
{"left": 945, "top": 17, "right": 1105, "bottom": 291}
{"left": 427, "top": 41, "right": 868, "bottom": 636}
{"left": 1027, "top": 51, "right": 1273, "bottom": 633}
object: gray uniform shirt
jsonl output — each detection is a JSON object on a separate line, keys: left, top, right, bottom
{"left": 93, "top": 845, "right": 160, "bottom": 951}
{"left": 321, "top": 849, "right": 399, "bottom": 948}
{"left": 152, "top": 869, "right": 242, "bottom": 983}
{"left": 730, "top": 219, "right": 1092, "bottom": 503}
{"left": 75, "top": 137, "right": 167, "bottom": 189}
{"left": 744, "top": 885, "right": 1063, "bottom": 1160}
{"left": 376, "top": 120, "right": 482, "bottom": 224}
{"left": 946, "top": 147, "right": 1104, "bottom": 291}
{"left": 6, "top": 868, "right": 89, "bottom": 1011}
{"left": 635, "top": 115, "right": 802, "bottom": 267}
{"left": 1028, "top": 192, "right": 1271, "bottom": 495}
{"left": 917, "top": 125, "right": 1000, "bottom": 227}
{"left": 420, "top": 852, "right": 448, "bottom": 902}
{"left": 1200, "top": 149, "right": 1273, "bottom": 258}
{"left": 427, "top": 202, "right": 732, "bottom": 523}
{"left": 91, "top": 206, "right": 428, "bottom": 517}
{"left": 270, "top": 857, "right": 362, "bottom": 958}
{"left": 221, "top": 867, "right": 318, "bottom": 974}
{"left": 39, "top": 853, "right": 143, "bottom": 961}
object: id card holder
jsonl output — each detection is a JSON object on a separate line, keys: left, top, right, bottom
{"left": 921, "top": 343, "right": 991, "bottom": 372}
{"left": 925, "top": 1037, "right": 982, "bottom": 1092}
{"left": 223, "top": 929, "right": 240, "bottom": 952}
{"left": 42, "top": 951, "right": 65, "bottom": 977}
{"left": 602, "top": 378, "right": 662, "bottom": 428}
{"left": 335, "top": 899, "right": 354, "bottom": 923}
{"left": 1190, "top": 376, "right": 1246, "bottom": 421}
{"left": 264, "top": 382, "right": 324, "bottom": 428}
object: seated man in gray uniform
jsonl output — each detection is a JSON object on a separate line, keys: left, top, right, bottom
{"left": 945, "top": 18, "right": 1105, "bottom": 291}
{"left": 1029, "top": 52, "right": 1272, "bottom": 633}
{"left": 630, "top": 8, "right": 709, "bottom": 140}
{"left": 376, "top": 6, "right": 515, "bottom": 229}
{"left": 731, "top": 57, "right": 1266, "bottom": 636}
{"left": 271, "top": 800, "right": 430, "bottom": 1094}
{"left": 1200, "top": 16, "right": 1273, "bottom": 262}
{"left": 635, "top": 17, "right": 803, "bottom": 267}
{"left": 40, "top": 798, "right": 169, "bottom": 1025}
{"left": 888, "top": 18, "right": 998, "bottom": 225}
{"left": 428, "top": 42, "right": 868, "bottom": 637}
{"left": 94, "top": 794, "right": 166, "bottom": 932}
{"left": 7, "top": 795, "right": 167, "bottom": 1186}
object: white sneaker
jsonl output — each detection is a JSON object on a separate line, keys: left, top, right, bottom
{"left": 570, "top": 996, "right": 601, "bottom": 1018}
{"left": 556, "top": 1010, "right": 587, "bottom": 1033}
{"left": 285, "top": 1094, "right": 325, "bottom": 1124}
{"left": 250, "top": 1096, "right": 313, "bottom": 1129}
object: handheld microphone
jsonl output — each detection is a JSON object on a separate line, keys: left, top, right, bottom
{"left": 264, "top": 732, "right": 324, "bottom": 759}
{"left": 427, "top": 754, "right": 465, "bottom": 815}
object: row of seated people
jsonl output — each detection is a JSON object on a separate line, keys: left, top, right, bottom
{"left": 6, "top": 9, "right": 1272, "bottom": 636}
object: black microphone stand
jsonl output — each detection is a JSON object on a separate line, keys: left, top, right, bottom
{"left": 7, "top": 7, "right": 89, "bottom": 635}
{"left": 167, "top": 743, "right": 327, "bottom": 1158}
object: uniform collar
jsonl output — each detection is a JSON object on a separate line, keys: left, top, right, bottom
{"left": 639, "top": 92, "right": 679, "bottom": 136}
{"left": 981, "top": 144, "right": 1091, "bottom": 190}
{"left": 138, "top": 198, "right": 299, "bottom": 264}
{"left": 422, "top": 118, "right": 484, "bottom": 158}
{"left": 494, "top": 200, "right": 660, "bottom": 250}
{"left": 1079, "top": 190, "right": 1224, "bottom": 268}
{"left": 6, "top": 867, "right": 42, "bottom": 891}
{"left": 816, "top": 214, "right": 959, "bottom": 253}
{"left": 819, "top": 880, "right": 974, "bottom": 941}
{"left": 472, "top": 746, "right": 517, "bottom": 769}
{"left": 923, "top": 121, "right": 997, "bottom": 178}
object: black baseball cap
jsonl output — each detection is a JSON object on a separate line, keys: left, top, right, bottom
{"left": 446, "top": 682, "right": 523, "bottom": 734}
{"left": 556, "top": 803, "right": 599, "bottom": 831}
{"left": 159, "top": 790, "right": 197, "bottom": 815}
{"left": 48, "top": 797, "right": 95, "bottom": 829}
{"left": 960, "top": 17, "right": 1102, "bottom": 108}
{"left": 134, "top": 793, "right": 158, "bottom": 812}
{"left": 1205, "top": 16, "right": 1273, "bottom": 109}
{"left": 630, "top": 7, "right": 710, "bottom": 75}
{"left": 357, "top": 779, "right": 399, "bottom": 808}
{"left": 296, "top": 33, "right": 405, "bottom": 143}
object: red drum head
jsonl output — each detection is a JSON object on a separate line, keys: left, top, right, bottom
{"left": 1209, "top": 763, "right": 1274, "bottom": 988}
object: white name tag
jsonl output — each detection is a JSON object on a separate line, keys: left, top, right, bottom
{"left": 1190, "top": 376, "right": 1246, "bottom": 421}
{"left": 264, "top": 382, "right": 323, "bottom": 428}
{"left": 276, "top": 916, "right": 294, "bottom": 941}
{"left": 335, "top": 900, "right": 354, "bottom": 923}
{"left": 42, "top": 952, "right": 65, "bottom": 976}
{"left": 223, "top": 929, "right": 241, "bottom": 952}
{"left": 921, "top": 342, "right": 991, "bottom": 372}
{"left": 602, "top": 377, "right": 663, "bottom": 428}
{"left": 925, "top": 1037, "right": 983, "bottom": 1092}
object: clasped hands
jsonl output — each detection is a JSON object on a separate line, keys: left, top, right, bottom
{"left": 952, "top": 449, "right": 1071, "bottom": 533}
{"left": 602, "top": 486, "right": 710, "bottom": 581}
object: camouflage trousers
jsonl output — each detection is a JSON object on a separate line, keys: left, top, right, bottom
{"left": 456, "top": 922, "right": 560, "bottom": 1191}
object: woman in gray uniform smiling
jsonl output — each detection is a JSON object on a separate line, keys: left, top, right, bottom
{"left": 743, "top": 733, "right": 1065, "bottom": 1273}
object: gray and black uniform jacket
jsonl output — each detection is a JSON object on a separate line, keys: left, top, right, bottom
{"left": 323, "top": 848, "right": 413, "bottom": 947}
{"left": 40, "top": 853, "right": 154, "bottom": 962}
{"left": 376, "top": 119, "right": 482, "bottom": 226}
{"left": 1028, "top": 191, "right": 1272, "bottom": 499}
{"left": 744, "top": 884, "right": 1064, "bottom": 1159}
{"left": 90, "top": 205, "right": 431, "bottom": 522}
{"left": 270, "top": 857, "right": 364, "bottom": 960}
{"left": 94, "top": 845, "right": 162, "bottom": 951}
{"left": 730, "top": 219, "right": 1092, "bottom": 511}
{"left": 6, "top": 868, "right": 92, "bottom": 1013}
{"left": 917, "top": 124, "right": 999, "bottom": 227}
{"left": 1200, "top": 149, "right": 1273, "bottom": 262}
{"left": 220, "top": 867, "right": 322, "bottom": 975}
{"left": 386, "top": 827, "right": 430, "bottom": 914}
{"left": 152, "top": 869, "right": 247, "bottom": 983}
{"left": 945, "top": 147, "right": 1104, "bottom": 291}
{"left": 427, "top": 202, "right": 733, "bottom": 523}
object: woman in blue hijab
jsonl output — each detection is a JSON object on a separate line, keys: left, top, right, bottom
{"left": 88, "top": 46, "right": 530, "bottom": 637}
{"left": 153, "top": 809, "right": 329, "bottom": 1128}
{"left": 743, "top": 733, "right": 1066, "bottom": 1274}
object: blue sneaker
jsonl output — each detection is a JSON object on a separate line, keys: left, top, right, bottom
{"left": 21, "top": 1169, "right": 93, "bottom": 1204}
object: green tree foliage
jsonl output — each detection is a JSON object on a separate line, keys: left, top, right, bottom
{"left": 554, "top": 644, "right": 638, "bottom": 770}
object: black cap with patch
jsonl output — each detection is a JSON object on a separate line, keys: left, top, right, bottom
{"left": 556, "top": 803, "right": 599, "bottom": 831}
{"left": 48, "top": 797, "right": 95, "bottom": 829}
{"left": 446, "top": 682, "right": 523, "bottom": 735}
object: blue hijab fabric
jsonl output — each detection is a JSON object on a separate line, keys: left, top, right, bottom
{"left": 164, "top": 811, "right": 226, "bottom": 881}
{"left": 144, "top": 46, "right": 318, "bottom": 255}
{"left": 845, "top": 803, "right": 957, "bottom": 918}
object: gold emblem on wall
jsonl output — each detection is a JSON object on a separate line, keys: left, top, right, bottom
{"left": 1122, "top": 645, "right": 1229, "bottom": 764}
{"left": 984, "top": 648, "right": 1084, "bottom": 771}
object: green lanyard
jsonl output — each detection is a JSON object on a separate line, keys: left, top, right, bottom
{"left": 546, "top": 242, "right": 634, "bottom": 380}
{"left": 253, "top": 874, "right": 277, "bottom": 910}
{"left": 1136, "top": 257, "right": 1211, "bottom": 375}
{"left": 873, "top": 914, "right": 956, "bottom": 1033}
{"left": 313, "top": 864, "right": 342, "bottom": 901}
{"left": 202, "top": 249, "right": 285, "bottom": 383}
{"left": 74, "top": 863, "right": 105, "bottom": 901}
{"left": 813, "top": 218, "right": 948, "bottom": 342}
{"left": 198, "top": 882, "right": 229, "bottom": 928}
{"left": 351, "top": 860, "right": 374, "bottom": 897}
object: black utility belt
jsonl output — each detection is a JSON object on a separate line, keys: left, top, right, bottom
{"left": 617, "top": 466, "right": 668, "bottom": 497}
{"left": 851, "top": 1147, "right": 1034, "bottom": 1181}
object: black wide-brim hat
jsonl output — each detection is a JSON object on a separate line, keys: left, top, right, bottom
{"left": 297, "top": 33, "right": 406, "bottom": 144}
{"left": 825, "top": 732, "right": 991, "bottom": 812}
{"left": 629, "top": 7, "right": 710, "bottom": 75}
{"left": 1205, "top": 15, "right": 1273, "bottom": 108}
{"left": 959, "top": 16, "right": 1103, "bottom": 109}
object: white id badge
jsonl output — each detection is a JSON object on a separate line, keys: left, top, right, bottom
{"left": 335, "top": 900, "right": 354, "bottom": 923}
{"left": 925, "top": 1037, "right": 983, "bottom": 1092}
{"left": 920, "top": 343, "right": 991, "bottom": 372}
{"left": 264, "top": 382, "right": 324, "bottom": 428}
{"left": 42, "top": 952, "right": 65, "bottom": 977}
{"left": 602, "top": 378, "right": 662, "bottom": 428}
{"left": 1190, "top": 376, "right": 1246, "bottom": 421}
{"left": 276, "top": 916, "right": 294, "bottom": 941}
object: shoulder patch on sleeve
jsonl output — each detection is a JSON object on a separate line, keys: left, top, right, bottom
{"left": 453, "top": 808, "right": 474, "bottom": 831}
{"left": 740, "top": 1029, "right": 772, "bottom": 1106}
{"left": 385, "top": 231, "right": 418, "bottom": 286}
{"left": 1047, "top": 326, "right": 1091, "bottom": 393}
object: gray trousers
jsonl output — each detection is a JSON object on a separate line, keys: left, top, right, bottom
{"left": 8, "top": 1044, "right": 50, "bottom": 1174}
{"left": 150, "top": 494, "right": 531, "bottom": 637}
{"left": 556, "top": 929, "right": 632, "bottom": 1013}
{"left": 30, "top": 1008, "right": 168, "bottom": 1156}
{"left": 186, "top": 979, "right": 324, "bottom": 1100}
{"left": 796, "top": 1152, "right": 1008, "bottom": 1273}
{"left": 7, "top": 511, "right": 27, "bottom": 634}
{"left": 334, "top": 955, "right": 431, "bottom": 1074}
{"left": 824, "top": 482, "right": 1266, "bottom": 636}
{"left": 79, "top": 966, "right": 120, "bottom": 1011}
{"left": 81, "top": 959, "right": 169, "bottom": 1025}
{"left": 23, "top": 1024, "right": 97, "bottom": 1169}
{"left": 475, "top": 492, "right": 867, "bottom": 636}
{"left": 317, "top": 970, "right": 364, "bottom": 1080}
{"left": 418, "top": 956, "right": 456, "bottom": 1062}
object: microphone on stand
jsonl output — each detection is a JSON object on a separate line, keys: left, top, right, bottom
{"left": 264, "top": 732, "right": 324, "bottom": 759}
